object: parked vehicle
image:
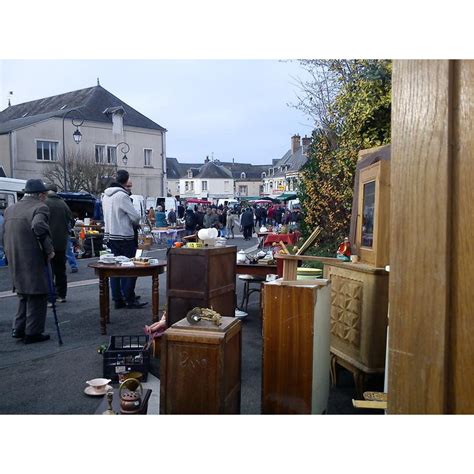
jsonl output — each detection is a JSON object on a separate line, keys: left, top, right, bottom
{"left": 147, "top": 196, "right": 178, "bottom": 213}
{"left": 130, "top": 194, "right": 146, "bottom": 222}
{"left": 57, "top": 192, "right": 98, "bottom": 220}
{"left": 0, "top": 177, "right": 27, "bottom": 212}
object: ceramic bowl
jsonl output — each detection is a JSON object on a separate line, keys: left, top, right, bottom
{"left": 86, "top": 378, "right": 111, "bottom": 392}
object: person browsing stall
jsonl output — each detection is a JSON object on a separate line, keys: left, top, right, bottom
{"left": 102, "top": 170, "right": 147, "bottom": 309}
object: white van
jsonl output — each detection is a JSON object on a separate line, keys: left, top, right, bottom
{"left": 0, "top": 177, "right": 27, "bottom": 213}
{"left": 130, "top": 194, "right": 146, "bottom": 222}
{"left": 147, "top": 196, "right": 178, "bottom": 214}
{"left": 217, "top": 198, "right": 238, "bottom": 207}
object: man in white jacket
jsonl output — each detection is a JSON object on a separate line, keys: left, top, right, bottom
{"left": 102, "top": 170, "right": 147, "bottom": 309}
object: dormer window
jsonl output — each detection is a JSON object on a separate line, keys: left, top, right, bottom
{"left": 240, "top": 172, "right": 246, "bottom": 179}
{"left": 262, "top": 172, "right": 266, "bottom": 179}
{"left": 187, "top": 170, "right": 193, "bottom": 178}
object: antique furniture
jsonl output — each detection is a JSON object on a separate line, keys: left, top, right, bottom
{"left": 160, "top": 316, "right": 242, "bottom": 414}
{"left": 262, "top": 279, "right": 332, "bottom": 414}
{"left": 88, "top": 261, "right": 167, "bottom": 334}
{"left": 275, "top": 254, "right": 389, "bottom": 397}
{"left": 166, "top": 246, "right": 236, "bottom": 326}
{"left": 354, "top": 159, "right": 390, "bottom": 268}
{"left": 236, "top": 262, "right": 278, "bottom": 277}
{"left": 324, "top": 259, "right": 389, "bottom": 397}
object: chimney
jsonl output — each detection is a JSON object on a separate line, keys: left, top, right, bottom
{"left": 302, "top": 135, "right": 312, "bottom": 155}
{"left": 291, "top": 134, "right": 301, "bottom": 154}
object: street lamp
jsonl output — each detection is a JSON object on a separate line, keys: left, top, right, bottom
{"left": 62, "top": 108, "right": 85, "bottom": 191}
{"left": 115, "top": 141, "right": 130, "bottom": 167}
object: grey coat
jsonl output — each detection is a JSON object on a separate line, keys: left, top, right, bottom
{"left": 2, "top": 196, "right": 54, "bottom": 294}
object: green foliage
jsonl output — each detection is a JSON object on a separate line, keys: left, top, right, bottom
{"left": 298, "top": 60, "right": 392, "bottom": 251}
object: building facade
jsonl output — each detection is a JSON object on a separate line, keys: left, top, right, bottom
{"left": 167, "top": 157, "right": 271, "bottom": 200}
{"left": 262, "top": 134, "right": 311, "bottom": 197}
{"left": 0, "top": 85, "right": 167, "bottom": 197}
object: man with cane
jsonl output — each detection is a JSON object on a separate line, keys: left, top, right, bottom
{"left": 1, "top": 179, "right": 54, "bottom": 344}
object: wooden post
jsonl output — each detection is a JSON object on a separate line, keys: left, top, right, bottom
{"left": 389, "top": 60, "right": 474, "bottom": 413}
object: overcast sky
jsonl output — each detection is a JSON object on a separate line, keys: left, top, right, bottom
{"left": 0, "top": 60, "right": 314, "bottom": 165}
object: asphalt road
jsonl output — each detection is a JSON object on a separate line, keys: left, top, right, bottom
{"left": 0, "top": 232, "right": 383, "bottom": 414}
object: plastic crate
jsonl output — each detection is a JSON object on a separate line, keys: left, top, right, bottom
{"left": 103, "top": 335, "right": 150, "bottom": 382}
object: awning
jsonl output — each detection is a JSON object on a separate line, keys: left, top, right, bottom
{"left": 275, "top": 192, "right": 297, "bottom": 201}
{"left": 186, "top": 198, "right": 212, "bottom": 204}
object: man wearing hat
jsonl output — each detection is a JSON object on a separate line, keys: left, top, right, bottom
{"left": 1, "top": 179, "right": 54, "bottom": 344}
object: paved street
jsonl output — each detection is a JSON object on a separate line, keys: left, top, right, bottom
{"left": 0, "top": 231, "right": 382, "bottom": 414}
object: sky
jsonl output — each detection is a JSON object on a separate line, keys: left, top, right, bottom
{"left": 0, "top": 60, "right": 314, "bottom": 165}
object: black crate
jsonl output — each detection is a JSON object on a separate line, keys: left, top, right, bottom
{"left": 103, "top": 335, "right": 150, "bottom": 382}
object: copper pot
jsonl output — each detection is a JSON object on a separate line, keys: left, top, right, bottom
{"left": 119, "top": 378, "right": 143, "bottom": 414}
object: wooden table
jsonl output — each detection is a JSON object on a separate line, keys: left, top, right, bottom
{"left": 88, "top": 261, "right": 167, "bottom": 334}
{"left": 236, "top": 263, "right": 278, "bottom": 277}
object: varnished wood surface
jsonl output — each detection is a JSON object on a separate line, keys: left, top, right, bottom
{"left": 449, "top": 61, "right": 474, "bottom": 413}
{"left": 389, "top": 60, "right": 451, "bottom": 413}
{"left": 88, "top": 261, "right": 167, "bottom": 334}
{"left": 262, "top": 283, "right": 317, "bottom": 414}
{"left": 160, "top": 317, "right": 241, "bottom": 414}
{"left": 236, "top": 263, "right": 278, "bottom": 277}
{"left": 166, "top": 247, "right": 236, "bottom": 326}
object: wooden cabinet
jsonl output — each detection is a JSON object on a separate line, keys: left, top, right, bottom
{"left": 355, "top": 160, "right": 391, "bottom": 268}
{"left": 262, "top": 279, "right": 331, "bottom": 414}
{"left": 160, "top": 316, "right": 242, "bottom": 414}
{"left": 166, "top": 246, "right": 237, "bottom": 326}
{"left": 323, "top": 261, "right": 389, "bottom": 396}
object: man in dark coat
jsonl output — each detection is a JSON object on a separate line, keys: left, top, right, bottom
{"left": 45, "top": 184, "right": 74, "bottom": 303}
{"left": 240, "top": 207, "right": 255, "bottom": 240}
{"left": 2, "top": 179, "right": 54, "bottom": 344}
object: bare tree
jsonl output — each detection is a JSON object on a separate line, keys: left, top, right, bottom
{"left": 43, "top": 149, "right": 116, "bottom": 195}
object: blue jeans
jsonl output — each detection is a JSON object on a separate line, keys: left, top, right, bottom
{"left": 108, "top": 240, "right": 137, "bottom": 303}
{"left": 66, "top": 237, "right": 77, "bottom": 269}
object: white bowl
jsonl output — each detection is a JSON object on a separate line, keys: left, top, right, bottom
{"left": 86, "top": 378, "right": 111, "bottom": 392}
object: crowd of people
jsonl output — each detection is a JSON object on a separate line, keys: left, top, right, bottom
{"left": 179, "top": 201, "right": 303, "bottom": 240}
{"left": 0, "top": 169, "right": 303, "bottom": 346}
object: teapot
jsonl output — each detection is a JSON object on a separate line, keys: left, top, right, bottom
{"left": 237, "top": 250, "right": 247, "bottom": 264}
{"left": 119, "top": 378, "right": 143, "bottom": 414}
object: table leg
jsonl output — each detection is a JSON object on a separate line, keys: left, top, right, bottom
{"left": 105, "top": 277, "right": 110, "bottom": 323}
{"left": 99, "top": 275, "right": 109, "bottom": 335}
{"left": 152, "top": 273, "right": 159, "bottom": 322}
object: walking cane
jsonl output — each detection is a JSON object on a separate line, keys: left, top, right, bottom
{"left": 45, "top": 262, "right": 63, "bottom": 346}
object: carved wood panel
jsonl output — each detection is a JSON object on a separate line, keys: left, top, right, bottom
{"left": 330, "top": 275, "right": 363, "bottom": 348}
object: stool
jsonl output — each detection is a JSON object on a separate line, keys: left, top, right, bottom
{"left": 238, "top": 274, "right": 266, "bottom": 312}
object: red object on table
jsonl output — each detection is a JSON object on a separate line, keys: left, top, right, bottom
{"left": 264, "top": 233, "right": 298, "bottom": 246}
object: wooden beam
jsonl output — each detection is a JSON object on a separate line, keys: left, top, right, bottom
{"left": 388, "top": 60, "right": 451, "bottom": 413}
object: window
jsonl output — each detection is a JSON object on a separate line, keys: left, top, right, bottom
{"left": 202, "top": 180, "right": 208, "bottom": 191}
{"left": 361, "top": 181, "right": 376, "bottom": 248}
{"left": 224, "top": 180, "right": 230, "bottom": 192}
{"left": 95, "top": 145, "right": 106, "bottom": 163}
{"left": 107, "top": 146, "right": 117, "bottom": 164}
{"left": 240, "top": 172, "right": 246, "bottom": 179}
{"left": 187, "top": 170, "right": 193, "bottom": 178}
{"left": 36, "top": 140, "right": 58, "bottom": 161}
{"left": 144, "top": 149, "right": 152, "bottom": 167}
{"left": 238, "top": 185, "right": 248, "bottom": 196}
{"left": 262, "top": 172, "right": 266, "bottom": 179}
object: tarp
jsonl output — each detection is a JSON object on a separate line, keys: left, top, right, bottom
{"left": 186, "top": 198, "right": 211, "bottom": 204}
{"left": 275, "top": 192, "right": 297, "bottom": 201}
